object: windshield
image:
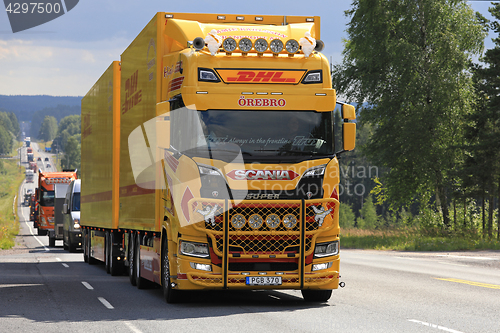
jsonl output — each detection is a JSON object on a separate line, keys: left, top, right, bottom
{"left": 171, "top": 109, "right": 334, "bottom": 163}
{"left": 72, "top": 192, "right": 80, "bottom": 211}
{"left": 40, "top": 190, "right": 55, "bottom": 207}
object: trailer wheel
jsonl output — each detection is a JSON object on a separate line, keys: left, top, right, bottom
{"left": 161, "top": 236, "right": 181, "bottom": 303}
{"left": 301, "top": 289, "right": 332, "bottom": 302}
{"left": 135, "top": 234, "right": 149, "bottom": 289}
{"left": 88, "top": 231, "right": 98, "bottom": 265}
{"left": 128, "top": 233, "right": 137, "bottom": 286}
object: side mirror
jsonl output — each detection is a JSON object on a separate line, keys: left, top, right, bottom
{"left": 343, "top": 122, "right": 356, "bottom": 151}
{"left": 336, "top": 102, "right": 356, "bottom": 154}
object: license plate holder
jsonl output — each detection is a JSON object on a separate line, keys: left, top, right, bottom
{"left": 245, "top": 276, "right": 282, "bottom": 286}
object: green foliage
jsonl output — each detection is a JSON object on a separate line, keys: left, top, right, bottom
{"left": 30, "top": 104, "right": 80, "bottom": 139}
{"left": 0, "top": 159, "right": 23, "bottom": 249}
{"left": 62, "top": 135, "right": 80, "bottom": 171}
{"left": 357, "top": 195, "right": 379, "bottom": 229}
{"left": 339, "top": 203, "right": 356, "bottom": 229}
{"left": 38, "top": 115, "right": 58, "bottom": 142}
{"left": 333, "top": 0, "right": 486, "bottom": 227}
{"left": 52, "top": 115, "right": 80, "bottom": 153}
{"left": 0, "top": 111, "right": 19, "bottom": 154}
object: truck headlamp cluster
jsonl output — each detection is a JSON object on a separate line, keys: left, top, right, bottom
{"left": 198, "top": 32, "right": 324, "bottom": 57}
{"left": 180, "top": 240, "right": 210, "bottom": 258}
{"left": 314, "top": 241, "right": 339, "bottom": 258}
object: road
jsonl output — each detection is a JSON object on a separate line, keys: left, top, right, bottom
{"left": 1, "top": 161, "right": 500, "bottom": 332}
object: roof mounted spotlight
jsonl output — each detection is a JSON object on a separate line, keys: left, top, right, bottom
{"left": 193, "top": 37, "right": 205, "bottom": 51}
{"left": 223, "top": 37, "right": 237, "bottom": 53}
{"left": 236, "top": 16, "right": 245, "bottom": 21}
{"left": 269, "top": 39, "right": 284, "bottom": 54}
{"left": 238, "top": 38, "right": 253, "bottom": 53}
{"left": 285, "top": 39, "right": 299, "bottom": 54}
{"left": 254, "top": 38, "right": 268, "bottom": 54}
{"left": 314, "top": 40, "right": 325, "bottom": 52}
{"left": 255, "top": 16, "right": 264, "bottom": 21}
{"left": 217, "top": 15, "right": 226, "bottom": 20}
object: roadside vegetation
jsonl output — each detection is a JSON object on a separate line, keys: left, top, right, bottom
{"left": 0, "top": 144, "right": 24, "bottom": 249}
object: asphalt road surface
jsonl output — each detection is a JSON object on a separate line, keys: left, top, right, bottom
{"left": 1, "top": 178, "right": 500, "bottom": 332}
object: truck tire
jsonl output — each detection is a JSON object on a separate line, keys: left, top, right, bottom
{"left": 37, "top": 228, "right": 47, "bottom": 236}
{"left": 135, "top": 234, "right": 149, "bottom": 289}
{"left": 161, "top": 236, "right": 181, "bottom": 303}
{"left": 128, "top": 233, "right": 137, "bottom": 286}
{"left": 68, "top": 240, "right": 76, "bottom": 253}
{"left": 301, "top": 289, "right": 332, "bottom": 302}
{"left": 48, "top": 236, "right": 55, "bottom": 247}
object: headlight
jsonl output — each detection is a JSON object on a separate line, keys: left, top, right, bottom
{"left": 248, "top": 214, "right": 264, "bottom": 229}
{"left": 270, "top": 39, "right": 284, "bottom": 53}
{"left": 283, "top": 214, "right": 298, "bottom": 229}
{"left": 254, "top": 38, "right": 268, "bottom": 53}
{"left": 231, "top": 214, "right": 246, "bottom": 229}
{"left": 303, "top": 165, "right": 326, "bottom": 177}
{"left": 314, "top": 241, "right": 339, "bottom": 258}
{"left": 238, "top": 38, "right": 252, "bottom": 52}
{"left": 73, "top": 219, "right": 80, "bottom": 229}
{"left": 265, "top": 214, "right": 280, "bottom": 229}
{"left": 285, "top": 39, "right": 299, "bottom": 54}
{"left": 179, "top": 241, "right": 210, "bottom": 258}
{"left": 198, "top": 164, "right": 223, "bottom": 176}
{"left": 222, "top": 38, "right": 237, "bottom": 52}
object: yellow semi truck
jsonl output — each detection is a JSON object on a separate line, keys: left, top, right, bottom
{"left": 81, "top": 12, "right": 355, "bottom": 303}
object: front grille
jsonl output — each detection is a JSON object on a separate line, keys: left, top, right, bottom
{"left": 229, "top": 262, "right": 298, "bottom": 271}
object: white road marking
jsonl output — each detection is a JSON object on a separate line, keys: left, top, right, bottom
{"left": 24, "top": 220, "right": 50, "bottom": 252}
{"left": 436, "top": 255, "right": 496, "bottom": 261}
{"left": 123, "top": 321, "right": 143, "bottom": 333}
{"left": 56, "top": 258, "right": 62, "bottom": 261}
{"left": 61, "top": 263, "right": 69, "bottom": 268}
{"left": 81, "top": 281, "right": 94, "bottom": 290}
{"left": 98, "top": 297, "right": 114, "bottom": 309}
{"left": 409, "top": 319, "right": 464, "bottom": 333}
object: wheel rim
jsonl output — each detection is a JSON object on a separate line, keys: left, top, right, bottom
{"left": 163, "top": 246, "right": 170, "bottom": 288}
{"left": 129, "top": 234, "right": 134, "bottom": 275}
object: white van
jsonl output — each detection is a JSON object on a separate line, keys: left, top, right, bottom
{"left": 62, "top": 179, "right": 81, "bottom": 252}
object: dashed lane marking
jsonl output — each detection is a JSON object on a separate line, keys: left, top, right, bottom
{"left": 98, "top": 297, "right": 114, "bottom": 309}
{"left": 409, "top": 319, "right": 464, "bottom": 333}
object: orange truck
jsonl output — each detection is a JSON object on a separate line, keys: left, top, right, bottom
{"left": 81, "top": 12, "right": 355, "bottom": 303}
{"left": 36, "top": 170, "right": 78, "bottom": 246}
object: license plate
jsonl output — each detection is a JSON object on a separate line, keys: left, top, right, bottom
{"left": 246, "top": 276, "right": 282, "bottom": 286}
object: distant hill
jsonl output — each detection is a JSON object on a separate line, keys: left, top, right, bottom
{"left": 0, "top": 95, "right": 82, "bottom": 122}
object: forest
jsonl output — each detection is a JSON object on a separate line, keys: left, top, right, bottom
{"left": 333, "top": 0, "right": 500, "bottom": 242}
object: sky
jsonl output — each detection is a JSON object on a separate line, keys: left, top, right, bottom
{"left": 0, "top": 0, "right": 497, "bottom": 97}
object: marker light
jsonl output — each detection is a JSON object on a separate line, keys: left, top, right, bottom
{"left": 223, "top": 38, "right": 237, "bottom": 52}
{"left": 285, "top": 39, "right": 299, "bottom": 54}
{"left": 248, "top": 214, "right": 264, "bottom": 229}
{"left": 190, "top": 262, "right": 212, "bottom": 271}
{"left": 283, "top": 214, "right": 297, "bottom": 229}
{"left": 312, "top": 262, "right": 333, "bottom": 271}
{"left": 269, "top": 39, "right": 284, "bottom": 54}
{"left": 254, "top": 38, "right": 268, "bottom": 53}
{"left": 231, "top": 214, "right": 246, "bottom": 229}
{"left": 239, "top": 38, "right": 252, "bottom": 52}
{"left": 265, "top": 214, "right": 280, "bottom": 229}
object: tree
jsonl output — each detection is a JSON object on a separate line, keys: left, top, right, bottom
{"left": 52, "top": 115, "right": 80, "bottom": 152}
{"left": 466, "top": 3, "right": 500, "bottom": 238}
{"left": 38, "top": 115, "right": 58, "bottom": 142}
{"left": 62, "top": 136, "right": 80, "bottom": 171}
{"left": 332, "top": 0, "right": 486, "bottom": 228}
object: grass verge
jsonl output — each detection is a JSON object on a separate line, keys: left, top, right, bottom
{"left": 0, "top": 158, "right": 24, "bottom": 249}
{"left": 341, "top": 228, "right": 500, "bottom": 251}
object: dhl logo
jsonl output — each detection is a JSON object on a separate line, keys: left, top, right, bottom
{"left": 216, "top": 69, "right": 305, "bottom": 84}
